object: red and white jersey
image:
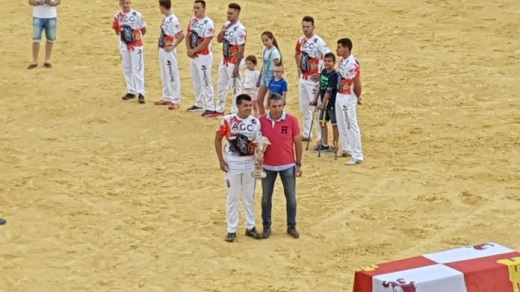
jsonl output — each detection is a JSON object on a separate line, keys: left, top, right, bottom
{"left": 338, "top": 54, "right": 361, "bottom": 95}
{"left": 112, "top": 9, "right": 146, "bottom": 49}
{"left": 295, "top": 34, "right": 330, "bottom": 78}
{"left": 158, "top": 13, "right": 182, "bottom": 49}
{"left": 187, "top": 16, "right": 215, "bottom": 56}
{"left": 216, "top": 114, "right": 262, "bottom": 162}
{"left": 222, "top": 20, "right": 246, "bottom": 64}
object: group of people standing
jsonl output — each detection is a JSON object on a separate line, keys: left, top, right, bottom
{"left": 27, "top": 0, "right": 366, "bottom": 241}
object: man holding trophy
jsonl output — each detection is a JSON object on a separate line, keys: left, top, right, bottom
{"left": 214, "top": 94, "right": 264, "bottom": 242}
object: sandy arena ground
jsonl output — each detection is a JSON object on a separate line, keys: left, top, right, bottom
{"left": 1, "top": 0, "right": 519, "bottom": 291}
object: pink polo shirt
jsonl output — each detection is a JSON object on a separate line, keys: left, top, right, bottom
{"left": 259, "top": 112, "right": 300, "bottom": 168}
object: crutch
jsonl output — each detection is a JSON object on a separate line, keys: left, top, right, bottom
{"left": 306, "top": 106, "right": 317, "bottom": 151}
{"left": 317, "top": 100, "right": 329, "bottom": 158}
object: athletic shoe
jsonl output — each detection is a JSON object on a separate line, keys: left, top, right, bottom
{"left": 345, "top": 159, "right": 363, "bottom": 165}
{"left": 138, "top": 94, "right": 145, "bottom": 104}
{"left": 287, "top": 227, "right": 300, "bottom": 238}
{"left": 186, "top": 105, "right": 204, "bottom": 112}
{"left": 154, "top": 100, "right": 172, "bottom": 106}
{"left": 245, "top": 227, "right": 263, "bottom": 239}
{"left": 201, "top": 110, "right": 215, "bottom": 117}
{"left": 205, "top": 111, "right": 224, "bottom": 119}
{"left": 262, "top": 227, "right": 271, "bottom": 239}
{"left": 0, "top": 218, "right": 5, "bottom": 225}
{"left": 168, "top": 103, "right": 180, "bottom": 110}
{"left": 313, "top": 144, "right": 331, "bottom": 152}
{"left": 225, "top": 232, "right": 236, "bottom": 242}
{"left": 122, "top": 93, "right": 136, "bottom": 100}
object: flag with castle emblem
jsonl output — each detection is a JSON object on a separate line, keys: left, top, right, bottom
{"left": 354, "top": 242, "right": 520, "bottom": 292}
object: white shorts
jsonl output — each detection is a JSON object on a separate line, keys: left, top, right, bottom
{"left": 243, "top": 88, "right": 259, "bottom": 101}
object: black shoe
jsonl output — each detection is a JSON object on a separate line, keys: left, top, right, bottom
{"left": 225, "top": 232, "right": 236, "bottom": 242}
{"left": 201, "top": 110, "right": 215, "bottom": 117}
{"left": 314, "top": 144, "right": 331, "bottom": 152}
{"left": 245, "top": 227, "right": 263, "bottom": 239}
{"left": 0, "top": 218, "right": 5, "bottom": 225}
{"left": 122, "top": 93, "right": 136, "bottom": 100}
{"left": 262, "top": 227, "right": 271, "bottom": 239}
{"left": 287, "top": 227, "right": 299, "bottom": 238}
{"left": 186, "top": 105, "right": 204, "bottom": 112}
{"left": 138, "top": 94, "right": 145, "bottom": 104}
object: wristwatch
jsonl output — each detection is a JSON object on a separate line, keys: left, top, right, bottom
{"left": 295, "top": 162, "right": 302, "bottom": 167}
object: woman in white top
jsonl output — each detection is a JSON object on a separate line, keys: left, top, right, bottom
{"left": 28, "top": 0, "right": 61, "bottom": 69}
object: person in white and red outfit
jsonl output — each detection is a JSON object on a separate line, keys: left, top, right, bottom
{"left": 112, "top": 0, "right": 147, "bottom": 104}
{"left": 207, "top": 3, "right": 247, "bottom": 119}
{"left": 294, "top": 16, "right": 330, "bottom": 141}
{"left": 214, "top": 94, "right": 263, "bottom": 243}
{"left": 185, "top": 0, "right": 216, "bottom": 117}
{"left": 336, "top": 38, "right": 364, "bottom": 165}
{"left": 154, "top": 0, "right": 185, "bottom": 110}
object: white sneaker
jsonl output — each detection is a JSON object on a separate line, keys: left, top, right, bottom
{"left": 346, "top": 159, "right": 363, "bottom": 165}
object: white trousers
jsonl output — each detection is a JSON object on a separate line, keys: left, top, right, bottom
{"left": 190, "top": 54, "right": 215, "bottom": 111}
{"left": 298, "top": 78, "right": 321, "bottom": 140}
{"left": 225, "top": 159, "right": 257, "bottom": 233}
{"left": 335, "top": 93, "right": 364, "bottom": 161}
{"left": 120, "top": 45, "right": 145, "bottom": 95}
{"left": 159, "top": 48, "right": 181, "bottom": 104}
{"left": 216, "top": 59, "right": 243, "bottom": 114}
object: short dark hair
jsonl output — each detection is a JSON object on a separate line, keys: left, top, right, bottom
{"left": 324, "top": 52, "right": 336, "bottom": 62}
{"left": 236, "top": 94, "right": 252, "bottom": 105}
{"left": 268, "top": 93, "right": 283, "bottom": 104}
{"left": 194, "top": 0, "right": 206, "bottom": 9}
{"left": 337, "top": 38, "right": 353, "bottom": 51}
{"left": 159, "top": 0, "right": 171, "bottom": 9}
{"left": 228, "top": 3, "right": 241, "bottom": 11}
{"left": 302, "top": 16, "right": 314, "bottom": 26}
{"left": 245, "top": 55, "right": 257, "bottom": 65}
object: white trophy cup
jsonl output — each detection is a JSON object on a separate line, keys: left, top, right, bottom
{"left": 252, "top": 136, "right": 271, "bottom": 179}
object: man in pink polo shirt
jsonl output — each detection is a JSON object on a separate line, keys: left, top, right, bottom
{"left": 259, "top": 93, "right": 303, "bottom": 239}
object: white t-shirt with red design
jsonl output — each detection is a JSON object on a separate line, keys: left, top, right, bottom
{"left": 222, "top": 20, "right": 246, "bottom": 64}
{"left": 295, "top": 34, "right": 330, "bottom": 78}
{"left": 338, "top": 54, "right": 361, "bottom": 95}
{"left": 112, "top": 9, "right": 147, "bottom": 49}
{"left": 159, "top": 13, "right": 182, "bottom": 49}
{"left": 187, "top": 16, "right": 215, "bottom": 56}
{"left": 216, "top": 114, "right": 262, "bottom": 162}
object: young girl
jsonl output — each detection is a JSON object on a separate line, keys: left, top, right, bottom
{"left": 243, "top": 55, "right": 260, "bottom": 116}
{"left": 256, "top": 31, "right": 281, "bottom": 115}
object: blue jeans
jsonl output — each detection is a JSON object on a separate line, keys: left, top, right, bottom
{"left": 261, "top": 166, "right": 297, "bottom": 229}
{"left": 33, "top": 17, "right": 57, "bottom": 42}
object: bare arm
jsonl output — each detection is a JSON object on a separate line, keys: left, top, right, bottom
{"left": 46, "top": 0, "right": 61, "bottom": 6}
{"left": 353, "top": 75, "right": 362, "bottom": 104}
{"left": 28, "top": 0, "right": 43, "bottom": 6}
{"left": 192, "top": 36, "right": 213, "bottom": 54}
{"left": 172, "top": 31, "right": 185, "bottom": 49}
{"left": 140, "top": 27, "right": 146, "bottom": 36}
{"left": 214, "top": 134, "right": 228, "bottom": 172}
{"left": 273, "top": 58, "right": 281, "bottom": 66}
{"left": 295, "top": 53, "right": 301, "bottom": 78}
{"left": 217, "top": 24, "right": 226, "bottom": 43}
{"left": 232, "top": 44, "right": 245, "bottom": 77}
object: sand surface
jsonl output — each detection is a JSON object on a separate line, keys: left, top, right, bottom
{"left": 1, "top": 0, "right": 519, "bottom": 290}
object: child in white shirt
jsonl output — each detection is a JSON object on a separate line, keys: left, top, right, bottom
{"left": 242, "top": 55, "right": 260, "bottom": 116}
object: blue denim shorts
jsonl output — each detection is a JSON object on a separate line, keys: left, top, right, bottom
{"left": 33, "top": 17, "right": 57, "bottom": 42}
